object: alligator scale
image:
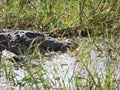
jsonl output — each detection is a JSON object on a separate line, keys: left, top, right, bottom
{"left": 0, "top": 30, "right": 76, "bottom": 55}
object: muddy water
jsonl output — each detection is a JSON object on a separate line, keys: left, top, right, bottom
{"left": 0, "top": 38, "right": 120, "bottom": 90}
{"left": 42, "top": 53, "right": 77, "bottom": 89}
{"left": 0, "top": 52, "right": 77, "bottom": 90}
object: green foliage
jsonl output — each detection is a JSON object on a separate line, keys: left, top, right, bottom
{"left": 0, "top": 0, "right": 119, "bottom": 36}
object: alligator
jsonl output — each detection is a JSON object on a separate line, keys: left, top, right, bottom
{"left": 0, "top": 30, "right": 77, "bottom": 55}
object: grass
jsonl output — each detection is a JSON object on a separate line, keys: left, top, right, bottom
{"left": 0, "top": 0, "right": 119, "bottom": 37}
{"left": 0, "top": 0, "right": 120, "bottom": 90}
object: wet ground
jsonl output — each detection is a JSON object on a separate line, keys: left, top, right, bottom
{"left": 0, "top": 37, "right": 120, "bottom": 90}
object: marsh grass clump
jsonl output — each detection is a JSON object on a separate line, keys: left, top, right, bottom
{"left": 0, "top": 0, "right": 119, "bottom": 37}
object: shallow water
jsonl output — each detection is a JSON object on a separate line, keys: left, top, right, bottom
{"left": 0, "top": 38, "right": 120, "bottom": 90}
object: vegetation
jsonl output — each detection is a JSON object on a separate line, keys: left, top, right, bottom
{"left": 0, "top": 0, "right": 120, "bottom": 37}
{"left": 0, "top": 0, "right": 120, "bottom": 90}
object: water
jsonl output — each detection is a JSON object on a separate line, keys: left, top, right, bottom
{"left": 0, "top": 38, "right": 120, "bottom": 90}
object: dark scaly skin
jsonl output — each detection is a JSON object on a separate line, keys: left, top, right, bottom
{"left": 0, "top": 30, "right": 77, "bottom": 55}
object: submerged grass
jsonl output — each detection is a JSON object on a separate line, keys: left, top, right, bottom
{"left": 76, "top": 37, "right": 120, "bottom": 90}
{"left": 0, "top": 0, "right": 120, "bottom": 90}
{"left": 0, "top": 37, "right": 120, "bottom": 90}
